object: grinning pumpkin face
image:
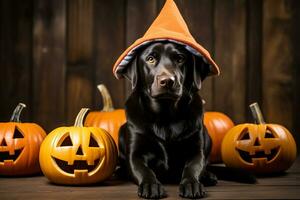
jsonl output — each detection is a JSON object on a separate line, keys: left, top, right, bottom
{"left": 222, "top": 123, "right": 297, "bottom": 173}
{"left": 235, "top": 125, "right": 280, "bottom": 165}
{"left": 0, "top": 103, "right": 46, "bottom": 176}
{"left": 222, "top": 102, "right": 297, "bottom": 174}
{"left": 50, "top": 128, "right": 104, "bottom": 176}
{"left": 39, "top": 108, "right": 118, "bottom": 185}
{"left": 0, "top": 126, "right": 25, "bottom": 164}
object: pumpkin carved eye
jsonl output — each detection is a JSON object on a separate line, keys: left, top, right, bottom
{"left": 239, "top": 130, "right": 250, "bottom": 140}
{"left": 13, "top": 127, "right": 24, "bottom": 139}
{"left": 89, "top": 135, "right": 99, "bottom": 147}
{"left": 265, "top": 129, "right": 275, "bottom": 138}
{"left": 59, "top": 133, "right": 73, "bottom": 147}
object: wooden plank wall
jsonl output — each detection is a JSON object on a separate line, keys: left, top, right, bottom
{"left": 0, "top": 0, "right": 33, "bottom": 121}
{"left": 0, "top": 0, "right": 299, "bottom": 148}
{"left": 32, "top": 0, "right": 66, "bottom": 129}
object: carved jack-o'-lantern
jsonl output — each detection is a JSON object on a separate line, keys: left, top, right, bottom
{"left": 0, "top": 103, "right": 46, "bottom": 176}
{"left": 39, "top": 108, "right": 118, "bottom": 185}
{"left": 221, "top": 103, "right": 297, "bottom": 173}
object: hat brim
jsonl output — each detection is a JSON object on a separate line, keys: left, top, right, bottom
{"left": 113, "top": 37, "right": 220, "bottom": 79}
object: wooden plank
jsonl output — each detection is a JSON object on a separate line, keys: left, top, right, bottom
{"left": 66, "top": 0, "right": 94, "bottom": 125}
{"left": 0, "top": 0, "right": 33, "bottom": 122}
{"left": 124, "top": 0, "right": 158, "bottom": 98}
{"left": 32, "top": 0, "right": 66, "bottom": 131}
{"left": 1, "top": 184, "right": 300, "bottom": 200}
{"left": 2, "top": 183, "right": 300, "bottom": 200}
{"left": 175, "top": 0, "right": 214, "bottom": 110}
{"left": 93, "top": 0, "right": 126, "bottom": 109}
{"left": 66, "top": 66, "right": 94, "bottom": 125}
{"left": 214, "top": 0, "right": 247, "bottom": 123}
{"left": 290, "top": 0, "right": 300, "bottom": 151}
{"left": 1, "top": 158, "right": 300, "bottom": 199}
{"left": 262, "top": 0, "right": 294, "bottom": 130}
{"left": 67, "top": 0, "right": 93, "bottom": 64}
{"left": 246, "top": 0, "right": 263, "bottom": 121}
{"left": 126, "top": 0, "right": 157, "bottom": 47}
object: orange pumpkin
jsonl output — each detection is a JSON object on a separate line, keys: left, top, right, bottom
{"left": 84, "top": 84, "right": 126, "bottom": 149}
{"left": 39, "top": 108, "right": 118, "bottom": 185}
{"left": 0, "top": 103, "right": 46, "bottom": 176}
{"left": 204, "top": 112, "right": 234, "bottom": 163}
{"left": 221, "top": 103, "right": 297, "bottom": 174}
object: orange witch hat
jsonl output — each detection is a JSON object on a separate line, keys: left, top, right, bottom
{"left": 113, "top": 0, "right": 220, "bottom": 79}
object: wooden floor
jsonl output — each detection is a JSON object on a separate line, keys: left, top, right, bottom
{"left": 1, "top": 158, "right": 300, "bottom": 200}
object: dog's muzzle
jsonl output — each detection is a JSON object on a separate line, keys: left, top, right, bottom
{"left": 151, "top": 74, "right": 182, "bottom": 100}
{"left": 157, "top": 74, "right": 176, "bottom": 89}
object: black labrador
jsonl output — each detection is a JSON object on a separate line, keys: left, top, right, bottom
{"left": 118, "top": 41, "right": 217, "bottom": 199}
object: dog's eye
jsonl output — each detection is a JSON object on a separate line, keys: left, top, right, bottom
{"left": 175, "top": 54, "right": 185, "bottom": 63}
{"left": 146, "top": 56, "right": 156, "bottom": 64}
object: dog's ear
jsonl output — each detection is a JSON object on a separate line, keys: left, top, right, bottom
{"left": 192, "top": 55, "right": 212, "bottom": 91}
{"left": 123, "top": 57, "right": 139, "bottom": 90}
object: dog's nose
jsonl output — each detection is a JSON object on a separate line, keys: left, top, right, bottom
{"left": 158, "top": 75, "right": 175, "bottom": 88}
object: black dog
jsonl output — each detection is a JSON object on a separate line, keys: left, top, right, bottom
{"left": 118, "top": 41, "right": 217, "bottom": 199}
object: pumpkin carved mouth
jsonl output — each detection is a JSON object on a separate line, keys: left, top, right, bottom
{"left": 52, "top": 157, "right": 100, "bottom": 174}
{"left": 237, "top": 147, "right": 280, "bottom": 164}
{"left": 0, "top": 148, "right": 24, "bottom": 163}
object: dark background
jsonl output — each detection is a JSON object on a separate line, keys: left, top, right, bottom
{"left": 1, "top": 0, "right": 300, "bottom": 149}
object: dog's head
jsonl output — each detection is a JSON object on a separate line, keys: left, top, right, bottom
{"left": 124, "top": 42, "right": 213, "bottom": 101}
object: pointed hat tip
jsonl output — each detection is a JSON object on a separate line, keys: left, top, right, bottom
{"left": 112, "top": 0, "right": 220, "bottom": 78}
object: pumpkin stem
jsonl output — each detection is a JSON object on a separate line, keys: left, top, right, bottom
{"left": 97, "top": 84, "right": 115, "bottom": 112}
{"left": 10, "top": 103, "right": 26, "bottom": 122}
{"left": 74, "top": 108, "right": 90, "bottom": 127}
{"left": 249, "top": 102, "right": 265, "bottom": 124}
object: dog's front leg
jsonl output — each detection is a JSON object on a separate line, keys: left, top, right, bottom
{"left": 179, "top": 150, "right": 206, "bottom": 198}
{"left": 129, "top": 153, "right": 166, "bottom": 199}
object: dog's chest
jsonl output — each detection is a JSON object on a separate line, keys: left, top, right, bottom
{"left": 149, "top": 139, "right": 194, "bottom": 180}
{"left": 149, "top": 122, "right": 200, "bottom": 175}
{"left": 151, "top": 120, "right": 192, "bottom": 141}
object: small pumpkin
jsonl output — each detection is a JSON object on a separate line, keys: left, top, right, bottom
{"left": 204, "top": 112, "right": 234, "bottom": 163}
{"left": 84, "top": 84, "right": 126, "bottom": 148}
{"left": 39, "top": 108, "right": 118, "bottom": 185}
{"left": 221, "top": 102, "right": 297, "bottom": 174}
{"left": 0, "top": 103, "right": 46, "bottom": 176}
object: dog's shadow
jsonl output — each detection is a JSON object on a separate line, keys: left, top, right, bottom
{"left": 255, "top": 171, "right": 288, "bottom": 179}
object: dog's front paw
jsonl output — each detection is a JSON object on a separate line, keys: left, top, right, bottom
{"left": 138, "top": 182, "right": 167, "bottom": 199}
{"left": 179, "top": 179, "right": 205, "bottom": 199}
